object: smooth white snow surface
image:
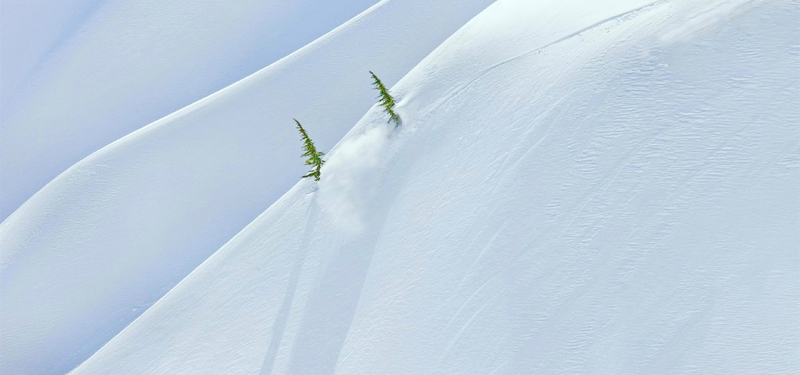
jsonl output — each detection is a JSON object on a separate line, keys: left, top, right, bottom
{"left": 70, "top": 0, "right": 800, "bottom": 374}
{"left": 0, "top": 0, "right": 381, "bottom": 220}
{"left": 0, "top": 0, "right": 497, "bottom": 374}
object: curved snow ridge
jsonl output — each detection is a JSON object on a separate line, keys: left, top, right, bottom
{"left": 73, "top": 0, "right": 799, "bottom": 373}
{"left": 0, "top": 0, "right": 498, "bottom": 374}
{"left": 0, "top": 0, "right": 383, "bottom": 220}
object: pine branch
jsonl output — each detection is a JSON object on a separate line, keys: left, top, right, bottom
{"left": 295, "top": 119, "right": 325, "bottom": 181}
{"left": 370, "top": 71, "right": 401, "bottom": 126}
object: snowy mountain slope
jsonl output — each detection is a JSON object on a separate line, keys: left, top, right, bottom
{"left": 0, "top": 0, "right": 382, "bottom": 220}
{"left": 0, "top": 0, "right": 99, "bottom": 105}
{"left": 71, "top": 0, "right": 800, "bottom": 374}
{"left": 0, "top": 1, "right": 499, "bottom": 374}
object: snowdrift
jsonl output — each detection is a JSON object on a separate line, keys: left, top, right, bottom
{"left": 0, "top": 0, "right": 496, "bottom": 373}
{"left": 0, "top": 0, "right": 381, "bottom": 220}
{"left": 72, "top": 0, "right": 800, "bottom": 374}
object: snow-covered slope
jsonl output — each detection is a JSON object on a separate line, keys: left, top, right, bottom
{"left": 1, "top": 0, "right": 98, "bottom": 105}
{"left": 72, "top": 0, "right": 800, "bottom": 374}
{"left": 0, "top": 0, "right": 381, "bottom": 220}
{"left": 0, "top": 1, "right": 497, "bottom": 374}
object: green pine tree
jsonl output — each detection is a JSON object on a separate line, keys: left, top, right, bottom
{"left": 295, "top": 119, "right": 325, "bottom": 181}
{"left": 370, "top": 71, "right": 401, "bottom": 126}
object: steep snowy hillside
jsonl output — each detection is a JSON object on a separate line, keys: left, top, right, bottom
{"left": 1, "top": 0, "right": 98, "bottom": 105}
{"left": 72, "top": 0, "right": 800, "bottom": 374}
{"left": 0, "top": 1, "right": 496, "bottom": 374}
{"left": 0, "top": 0, "right": 381, "bottom": 219}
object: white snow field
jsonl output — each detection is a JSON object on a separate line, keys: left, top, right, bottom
{"left": 0, "top": 0, "right": 497, "bottom": 374}
{"left": 66, "top": 0, "right": 800, "bottom": 374}
{"left": 0, "top": 0, "right": 382, "bottom": 220}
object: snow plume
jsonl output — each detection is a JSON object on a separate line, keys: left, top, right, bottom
{"left": 317, "top": 122, "right": 394, "bottom": 233}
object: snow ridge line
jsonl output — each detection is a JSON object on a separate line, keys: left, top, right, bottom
{"left": 423, "top": 0, "right": 665, "bottom": 117}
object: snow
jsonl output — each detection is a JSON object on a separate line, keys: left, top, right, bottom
{"left": 2, "top": 0, "right": 798, "bottom": 374}
{"left": 0, "top": 1, "right": 497, "bottom": 374}
{"left": 63, "top": 0, "right": 799, "bottom": 374}
{"left": 0, "top": 0, "right": 100, "bottom": 105}
{"left": 0, "top": 0, "right": 382, "bottom": 220}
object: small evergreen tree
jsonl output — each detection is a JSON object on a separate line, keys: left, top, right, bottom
{"left": 295, "top": 119, "right": 325, "bottom": 181}
{"left": 370, "top": 71, "right": 401, "bottom": 126}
